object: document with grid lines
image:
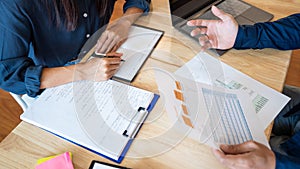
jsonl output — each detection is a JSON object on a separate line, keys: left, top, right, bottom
{"left": 155, "top": 70, "right": 269, "bottom": 148}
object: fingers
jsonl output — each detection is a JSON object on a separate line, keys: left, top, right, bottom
{"left": 111, "top": 39, "right": 127, "bottom": 52}
{"left": 97, "top": 32, "right": 115, "bottom": 53}
{"left": 212, "top": 141, "right": 257, "bottom": 168}
{"left": 187, "top": 19, "right": 210, "bottom": 27}
{"left": 211, "top": 5, "right": 232, "bottom": 21}
{"left": 96, "top": 31, "right": 121, "bottom": 54}
{"left": 103, "top": 69, "right": 118, "bottom": 80}
{"left": 190, "top": 27, "right": 207, "bottom": 36}
{"left": 198, "top": 35, "right": 212, "bottom": 51}
{"left": 98, "top": 57, "right": 122, "bottom": 68}
{"left": 212, "top": 148, "right": 253, "bottom": 169}
{"left": 220, "top": 141, "right": 257, "bottom": 155}
{"left": 105, "top": 52, "right": 123, "bottom": 58}
{"left": 106, "top": 35, "right": 120, "bottom": 53}
{"left": 88, "top": 57, "right": 122, "bottom": 80}
{"left": 96, "top": 31, "right": 109, "bottom": 53}
{"left": 187, "top": 6, "right": 232, "bottom": 27}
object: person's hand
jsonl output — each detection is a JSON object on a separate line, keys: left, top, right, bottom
{"left": 95, "top": 19, "right": 131, "bottom": 54}
{"left": 77, "top": 52, "right": 123, "bottom": 81}
{"left": 187, "top": 6, "right": 239, "bottom": 50}
{"left": 212, "top": 141, "right": 276, "bottom": 169}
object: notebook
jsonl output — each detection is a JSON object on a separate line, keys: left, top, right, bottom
{"left": 21, "top": 80, "right": 159, "bottom": 163}
{"left": 169, "top": 0, "right": 274, "bottom": 55}
{"left": 80, "top": 25, "right": 164, "bottom": 83}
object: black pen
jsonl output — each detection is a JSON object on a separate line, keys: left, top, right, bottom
{"left": 93, "top": 52, "right": 125, "bottom": 62}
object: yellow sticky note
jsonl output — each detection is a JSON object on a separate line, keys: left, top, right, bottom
{"left": 37, "top": 152, "right": 72, "bottom": 165}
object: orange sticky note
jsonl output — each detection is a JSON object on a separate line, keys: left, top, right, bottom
{"left": 35, "top": 152, "right": 74, "bottom": 169}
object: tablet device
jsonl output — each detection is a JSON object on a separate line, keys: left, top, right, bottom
{"left": 89, "top": 160, "right": 131, "bottom": 169}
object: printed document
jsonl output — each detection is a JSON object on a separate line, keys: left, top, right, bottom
{"left": 21, "top": 80, "right": 155, "bottom": 162}
{"left": 155, "top": 70, "right": 269, "bottom": 148}
{"left": 175, "top": 52, "right": 290, "bottom": 129}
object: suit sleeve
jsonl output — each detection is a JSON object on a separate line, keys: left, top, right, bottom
{"left": 234, "top": 14, "right": 300, "bottom": 50}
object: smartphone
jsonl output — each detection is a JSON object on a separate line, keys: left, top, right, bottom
{"left": 89, "top": 160, "right": 131, "bottom": 169}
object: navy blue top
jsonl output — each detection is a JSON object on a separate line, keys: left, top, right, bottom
{"left": 234, "top": 14, "right": 300, "bottom": 50}
{"left": 0, "top": 0, "right": 149, "bottom": 97}
{"left": 234, "top": 14, "right": 300, "bottom": 169}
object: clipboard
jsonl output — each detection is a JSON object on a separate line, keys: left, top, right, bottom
{"left": 116, "top": 94, "right": 159, "bottom": 163}
{"left": 82, "top": 94, "right": 160, "bottom": 163}
{"left": 21, "top": 81, "right": 160, "bottom": 164}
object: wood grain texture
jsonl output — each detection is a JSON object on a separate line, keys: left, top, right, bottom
{"left": 285, "top": 50, "right": 300, "bottom": 87}
{"left": 0, "top": 90, "right": 22, "bottom": 142}
{"left": 0, "top": 0, "right": 300, "bottom": 168}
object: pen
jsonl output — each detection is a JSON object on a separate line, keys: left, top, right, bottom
{"left": 93, "top": 52, "right": 125, "bottom": 62}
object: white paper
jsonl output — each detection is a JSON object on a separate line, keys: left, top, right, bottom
{"left": 21, "top": 80, "right": 154, "bottom": 161}
{"left": 175, "top": 52, "right": 290, "bottom": 129}
{"left": 155, "top": 70, "right": 269, "bottom": 148}
{"left": 114, "top": 25, "right": 163, "bottom": 82}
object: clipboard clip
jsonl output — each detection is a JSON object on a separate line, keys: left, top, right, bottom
{"left": 122, "top": 107, "right": 148, "bottom": 138}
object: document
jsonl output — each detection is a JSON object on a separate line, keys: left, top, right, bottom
{"left": 175, "top": 52, "right": 290, "bottom": 129}
{"left": 155, "top": 70, "right": 269, "bottom": 148}
{"left": 108, "top": 25, "right": 163, "bottom": 82}
{"left": 21, "top": 80, "right": 159, "bottom": 163}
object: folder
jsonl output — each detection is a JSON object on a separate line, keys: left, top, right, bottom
{"left": 21, "top": 80, "right": 159, "bottom": 163}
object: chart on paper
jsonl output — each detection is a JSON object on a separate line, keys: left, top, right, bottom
{"left": 202, "top": 88, "right": 253, "bottom": 145}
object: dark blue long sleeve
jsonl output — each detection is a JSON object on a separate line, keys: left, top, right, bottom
{"left": 0, "top": 0, "right": 149, "bottom": 97}
{"left": 275, "top": 132, "right": 300, "bottom": 168}
{"left": 275, "top": 152, "right": 300, "bottom": 169}
{"left": 234, "top": 14, "right": 300, "bottom": 50}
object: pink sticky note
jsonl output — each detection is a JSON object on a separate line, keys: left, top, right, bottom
{"left": 35, "top": 152, "right": 74, "bottom": 169}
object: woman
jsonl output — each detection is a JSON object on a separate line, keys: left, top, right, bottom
{"left": 0, "top": 0, "right": 149, "bottom": 97}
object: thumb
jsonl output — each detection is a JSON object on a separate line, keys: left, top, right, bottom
{"left": 220, "top": 141, "right": 257, "bottom": 154}
{"left": 211, "top": 5, "right": 231, "bottom": 21}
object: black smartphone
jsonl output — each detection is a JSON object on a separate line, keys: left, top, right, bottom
{"left": 89, "top": 160, "right": 131, "bottom": 169}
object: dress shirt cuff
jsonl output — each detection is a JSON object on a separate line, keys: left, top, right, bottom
{"left": 123, "top": 0, "right": 150, "bottom": 13}
{"left": 24, "top": 65, "right": 43, "bottom": 97}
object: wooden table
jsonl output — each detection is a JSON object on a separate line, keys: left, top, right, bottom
{"left": 1, "top": 0, "right": 299, "bottom": 168}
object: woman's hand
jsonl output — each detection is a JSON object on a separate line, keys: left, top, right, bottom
{"left": 95, "top": 6, "right": 144, "bottom": 54}
{"left": 77, "top": 52, "right": 123, "bottom": 81}
{"left": 95, "top": 19, "right": 131, "bottom": 54}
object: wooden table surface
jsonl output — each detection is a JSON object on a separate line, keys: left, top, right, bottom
{"left": 1, "top": 0, "right": 299, "bottom": 169}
